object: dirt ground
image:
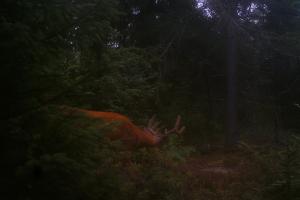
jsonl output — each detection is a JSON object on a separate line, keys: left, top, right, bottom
{"left": 179, "top": 149, "right": 264, "bottom": 199}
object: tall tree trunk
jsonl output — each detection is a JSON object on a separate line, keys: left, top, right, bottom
{"left": 225, "top": 1, "right": 239, "bottom": 146}
{"left": 203, "top": 66, "right": 213, "bottom": 133}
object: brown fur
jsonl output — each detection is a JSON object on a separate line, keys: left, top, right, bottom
{"left": 61, "top": 106, "right": 160, "bottom": 146}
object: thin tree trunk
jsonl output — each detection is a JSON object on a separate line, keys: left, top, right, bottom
{"left": 203, "top": 67, "right": 213, "bottom": 132}
{"left": 226, "top": 10, "right": 239, "bottom": 146}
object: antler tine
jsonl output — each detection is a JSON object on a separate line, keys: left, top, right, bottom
{"left": 147, "top": 115, "right": 156, "bottom": 128}
{"left": 174, "top": 115, "right": 185, "bottom": 134}
{"left": 146, "top": 114, "right": 185, "bottom": 138}
{"left": 164, "top": 128, "right": 174, "bottom": 135}
{"left": 152, "top": 121, "right": 161, "bottom": 131}
{"left": 177, "top": 126, "right": 186, "bottom": 134}
{"left": 164, "top": 115, "right": 185, "bottom": 135}
{"left": 174, "top": 115, "right": 181, "bottom": 129}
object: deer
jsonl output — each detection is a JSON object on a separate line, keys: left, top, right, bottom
{"left": 61, "top": 106, "right": 185, "bottom": 147}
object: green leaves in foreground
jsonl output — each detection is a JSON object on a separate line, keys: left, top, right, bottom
{"left": 5, "top": 106, "right": 193, "bottom": 200}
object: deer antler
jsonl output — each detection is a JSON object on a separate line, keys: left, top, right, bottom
{"left": 146, "top": 115, "right": 161, "bottom": 135}
{"left": 164, "top": 115, "right": 185, "bottom": 135}
{"left": 146, "top": 115, "right": 185, "bottom": 138}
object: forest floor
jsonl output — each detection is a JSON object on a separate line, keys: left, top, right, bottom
{"left": 179, "top": 148, "right": 263, "bottom": 199}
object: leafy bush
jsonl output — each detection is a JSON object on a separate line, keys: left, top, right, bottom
{"left": 69, "top": 47, "right": 160, "bottom": 119}
{"left": 265, "top": 136, "right": 300, "bottom": 200}
{"left": 2, "top": 106, "right": 194, "bottom": 200}
{"left": 239, "top": 135, "right": 300, "bottom": 200}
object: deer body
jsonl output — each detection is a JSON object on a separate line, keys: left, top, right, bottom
{"left": 62, "top": 106, "right": 185, "bottom": 146}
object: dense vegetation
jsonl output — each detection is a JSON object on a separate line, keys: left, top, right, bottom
{"left": 1, "top": 0, "right": 300, "bottom": 199}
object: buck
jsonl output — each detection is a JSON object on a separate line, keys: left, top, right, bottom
{"left": 62, "top": 106, "right": 185, "bottom": 146}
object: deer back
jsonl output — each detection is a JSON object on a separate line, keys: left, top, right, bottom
{"left": 61, "top": 106, "right": 160, "bottom": 146}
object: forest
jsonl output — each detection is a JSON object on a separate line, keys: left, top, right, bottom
{"left": 1, "top": 0, "right": 300, "bottom": 199}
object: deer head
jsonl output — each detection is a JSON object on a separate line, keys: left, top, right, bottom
{"left": 142, "top": 115, "right": 186, "bottom": 144}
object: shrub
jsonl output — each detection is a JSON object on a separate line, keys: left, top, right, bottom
{"left": 3, "top": 106, "right": 194, "bottom": 200}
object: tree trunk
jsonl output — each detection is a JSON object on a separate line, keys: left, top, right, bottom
{"left": 225, "top": 1, "right": 239, "bottom": 146}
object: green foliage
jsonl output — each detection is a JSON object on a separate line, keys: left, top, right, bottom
{"left": 71, "top": 47, "right": 160, "bottom": 118}
{"left": 161, "top": 135, "right": 195, "bottom": 162}
{"left": 7, "top": 106, "right": 117, "bottom": 199}
{"left": 266, "top": 136, "right": 300, "bottom": 200}
{"left": 125, "top": 146, "right": 192, "bottom": 200}
{"left": 3, "top": 0, "right": 300, "bottom": 199}
{"left": 240, "top": 135, "right": 300, "bottom": 200}
{"left": 2, "top": 106, "right": 194, "bottom": 200}
{"left": 0, "top": 0, "right": 119, "bottom": 118}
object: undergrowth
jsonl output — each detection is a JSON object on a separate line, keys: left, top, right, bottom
{"left": 2, "top": 106, "right": 194, "bottom": 200}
